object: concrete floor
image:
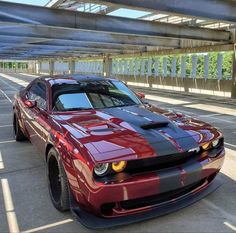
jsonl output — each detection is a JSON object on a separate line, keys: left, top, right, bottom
{"left": 0, "top": 73, "right": 236, "bottom": 233}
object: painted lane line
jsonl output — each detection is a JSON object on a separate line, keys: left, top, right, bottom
{"left": 0, "top": 73, "right": 28, "bottom": 87}
{"left": 203, "top": 199, "right": 236, "bottom": 226}
{"left": 172, "top": 109, "right": 195, "bottom": 116}
{"left": 172, "top": 107, "right": 235, "bottom": 124}
{"left": 0, "top": 151, "right": 4, "bottom": 170}
{"left": 0, "top": 73, "right": 32, "bottom": 105}
{"left": 0, "top": 89, "right": 12, "bottom": 103}
{"left": 0, "top": 165, "right": 45, "bottom": 176}
{"left": 145, "top": 94, "right": 191, "bottom": 105}
{"left": 0, "top": 140, "right": 16, "bottom": 144}
{"left": 19, "top": 73, "right": 39, "bottom": 78}
{"left": 184, "top": 103, "right": 236, "bottom": 117}
{"left": 153, "top": 101, "right": 234, "bottom": 124}
{"left": 225, "top": 142, "right": 236, "bottom": 149}
{"left": 1, "top": 178, "right": 20, "bottom": 233}
{"left": 0, "top": 77, "right": 19, "bottom": 91}
{"left": 0, "top": 125, "right": 13, "bottom": 128}
{"left": 201, "top": 116, "right": 235, "bottom": 124}
{"left": 224, "top": 222, "right": 236, "bottom": 232}
{"left": 199, "top": 113, "right": 222, "bottom": 117}
{"left": 21, "top": 219, "right": 74, "bottom": 233}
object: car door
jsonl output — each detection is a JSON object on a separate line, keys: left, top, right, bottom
{"left": 24, "top": 81, "right": 49, "bottom": 154}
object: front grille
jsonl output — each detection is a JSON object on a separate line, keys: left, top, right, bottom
{"left": 95, "top": 151, "right": 198, "bottom": 183}
{"left": 120, "top": 178, "right": 206, "bottom": 210}
{"left": 125, "top": 151, "right": 196, "bottom": 174}
{"left": 100, "top": 173, "right": 217, "bottom": 215}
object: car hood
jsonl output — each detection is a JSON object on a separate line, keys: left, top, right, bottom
{"left": 54, "top": 105, "right": 220, "bottom": 163}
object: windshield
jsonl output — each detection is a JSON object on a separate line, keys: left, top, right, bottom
{"left": 52, "top": 79, "right": 142, "bottom": 111}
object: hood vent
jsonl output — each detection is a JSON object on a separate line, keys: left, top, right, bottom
{"left": 141, "top": 121, "right": 169, "bottom": 130}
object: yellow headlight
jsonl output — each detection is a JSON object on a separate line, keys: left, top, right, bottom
{"left": 112, "top": 161, "right": 127, "bottom": 173}
{"left": 202, "top": 142, "right": 211, "bottom": 150}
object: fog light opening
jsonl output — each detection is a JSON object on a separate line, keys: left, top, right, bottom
{"left": 100, "top": 203, "right": 115, "bottom": 216}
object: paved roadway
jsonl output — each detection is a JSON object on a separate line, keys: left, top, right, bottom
{"left": 0, "top": 73, "right": 236, "bottom": 233}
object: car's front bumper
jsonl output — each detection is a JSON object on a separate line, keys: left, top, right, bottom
{"left": 71, "top": 147, "right": 224, "bottom": 228}
{"left": 70, "top": 177, "right": 222, "bottom": 229}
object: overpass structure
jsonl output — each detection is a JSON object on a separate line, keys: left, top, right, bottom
{"left": 0, "top": 0, "right": 236, "bottom": 97}
{"left": 1, "top": 2, "right": 236, "bottom": 232}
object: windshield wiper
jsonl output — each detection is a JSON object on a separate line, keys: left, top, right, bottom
{"left": 117, "top": 103, "right": 139, "bottom": 108}
{"left": 64, "top": 107, "right": 93, "bottom": 111}
{"left": 105, "top": 103, "right": 139, "bottom": 109}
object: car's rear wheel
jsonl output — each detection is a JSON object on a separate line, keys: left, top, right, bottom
{"left": 47, "top": 148, "right": 70, "bottom": 212}
{"left": 13, "top": 113, "right": 27, "bottom": 141}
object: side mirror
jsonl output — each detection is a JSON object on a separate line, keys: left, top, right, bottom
{"left": 24, "top": 100, "right": 37, "bottom": 108}
{"left": 136, "top": 92, "right": 145, "bottom": 99}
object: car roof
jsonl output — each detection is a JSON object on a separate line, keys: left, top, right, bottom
{"left": 39, "top": 74, "right": 117, "bottom": 86}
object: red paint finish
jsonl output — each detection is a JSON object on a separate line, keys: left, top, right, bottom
{"left": 13, "top": 76, "right": 225, "bottom": 219}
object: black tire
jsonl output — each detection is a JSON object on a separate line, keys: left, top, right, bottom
{"left": 13, "top": 113, "right": 27, "bottom": 141}
{"left": 47, "top": 148, "right": 70, "bottom": 212}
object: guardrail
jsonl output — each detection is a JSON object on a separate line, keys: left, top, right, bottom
{"left": 0, "top": 68, "right": 34, "bottom": 73}
{"left": 115, "top": 75, "right": 232, "bottom": 97}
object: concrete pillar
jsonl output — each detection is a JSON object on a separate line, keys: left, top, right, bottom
{"left": 79, "top": 62, "right": 81, "bottom": 72}
{"left": 112, "top": 60, "right": 116, "bottom": 75}
{"left": 83, "top": 62, "right": 86, "bottom": 73}
{"left": 204, "top": 55, "right": 209, "bottom": 80}
{"left": 129, "top": 59, "right": 133, "bottom": 75}
{"left": 91, "top": 62, "right": 94, "bottom": 73}
{"left": 49, "top": 60, "right": 54, "bottom": 76}
{"left": 171, "top": 57, "right": 177, "bottom": 78}
{"left": 69, "top": 60, "right": 75, "bottom": 74}
{"left": 154, "top": 58, "right": 159, "bottom": 77}
{"left": 82, "top": 62, "right": 85, "bottom": 72}
{"left": 93, "top": 62, "right": 96, "bottom": 73}
{"left": 85, "top": 62, "right": 88, "bottom": 73}
{"left": 180, "top": 56, "right": 186, "bottom": 78}
{"left": 96, "top": 61, "right": 99, "bottom": 74}
{"left": 147, "top": 58, "right": 152, "bottom": 77}
{"left": 124, "top": 60, "right": 128, "bottom": 75}
{"left": 86, "top": 62, "right": 89, "bottom": 73}
{"left": 119, "top": 60, "right": 123, "bottom": 74}
{"left": 36, "top": 61, "right": 40, "bottom": 74}
{"left": 115, "top": 60, "right": 119, "bottom": 75}
{"left": 191, "top": 55, "right": 198, "bottom": 79}
{"left": 84, "top": 62, "right": 88, "bottom": 73}
{"left": 163, "top": 57, "right": 167, "bottom": 78}
{"left": 91, "top": 62, "right": 93, "bottom": 73}
{"left": 216, "top": 53, "right": 223, "bottom": 80}
{"left": 231, "top": 48, "right": 236, "bottom": 98}
{"left": 134, "top": 60, "right": 140, "bottom": 76}
{"left": 181, "top": 56, "right": 189, "bottom": 92}
{"left": 103, "top": 55, "right": 112, "bottom": 77}
{"left": 99, "top": 61, "right": 103, "bottom": 74}
{"left": 89, "top": 62, "right": 92, "bottom": 73}
{"left": 141, "top": 59, "right": 146, "bottom": 76}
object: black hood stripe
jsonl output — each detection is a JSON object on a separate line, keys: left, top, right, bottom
{"left": 103, "top": 105, "right": 199, "bottom": 157}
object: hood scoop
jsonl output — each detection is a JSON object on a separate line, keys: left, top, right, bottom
{"left": 141, "top": 121, "right": 169, "bottom": 130}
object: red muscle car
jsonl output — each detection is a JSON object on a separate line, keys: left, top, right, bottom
{"left": 13, "top": 75, "right": 225, "bottom": 228}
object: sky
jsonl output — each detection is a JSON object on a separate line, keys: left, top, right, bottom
{"left": 3, "top": 0, "right": 148, "bottom": 18}
{"left": 108, "top": 8, "right": 149, "bottom": 19}
{"left": 4, "top": 0, "right": 48, "bottom": 6}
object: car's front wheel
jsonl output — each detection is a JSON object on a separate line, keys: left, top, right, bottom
{"left": 47, "top": 148, "right": 70, "bottom": 212}
{"left": 13, "top": 113, "right": 27, "bottom": 141}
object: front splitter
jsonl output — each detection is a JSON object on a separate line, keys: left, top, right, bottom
{"left": 70, "top": 178, "right": 222, "bottom": 229}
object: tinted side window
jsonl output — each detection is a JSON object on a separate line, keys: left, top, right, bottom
{"left": 28, "top": 82, "right": 47, "bottom": 110}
